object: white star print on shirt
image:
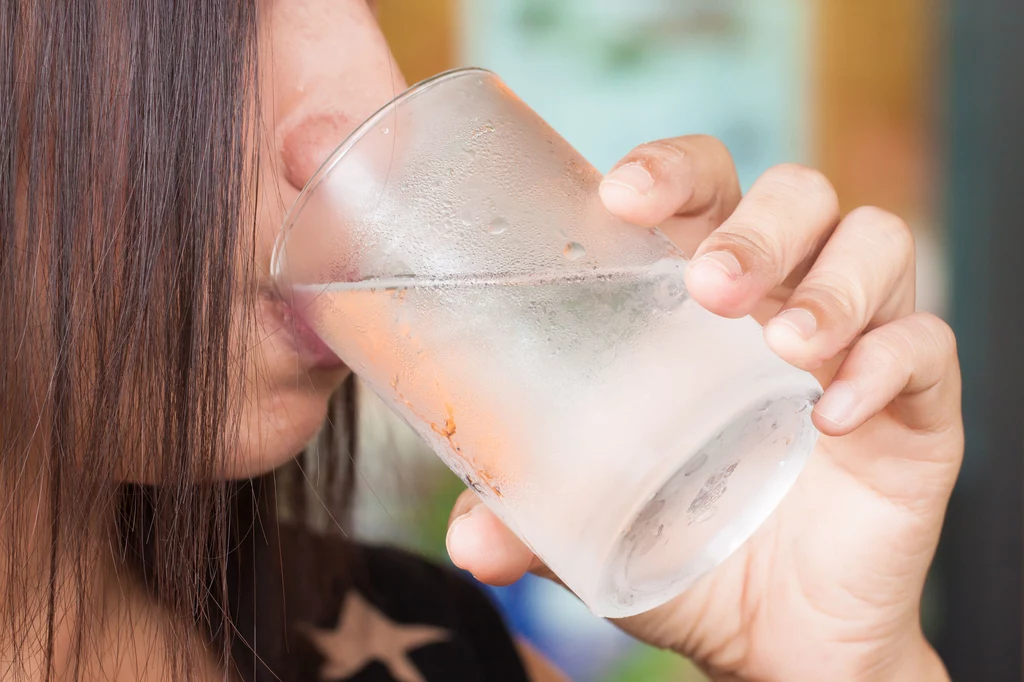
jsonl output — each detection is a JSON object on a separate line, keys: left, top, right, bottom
{"left": 301, "top": 590, "right": 449, "bottom": 682}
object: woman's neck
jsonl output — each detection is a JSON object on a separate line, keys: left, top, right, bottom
{"left": 0, "top": 493, "right": 222, "bottom": 682}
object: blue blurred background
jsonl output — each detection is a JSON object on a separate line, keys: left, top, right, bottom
{"left": 346, "top": 1, "right": 1024, "bottom": 680}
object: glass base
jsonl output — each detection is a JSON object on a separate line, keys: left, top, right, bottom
{"left": 592, "top": 388, "right": 820, "bottom": 618}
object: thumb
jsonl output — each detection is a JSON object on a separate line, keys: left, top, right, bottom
{"left": 446, "top": 490, "right": 540, "bottom": 586}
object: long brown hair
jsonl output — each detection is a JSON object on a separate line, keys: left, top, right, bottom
{"left": 0, "top": 2, "right": 353, "bottom": 679}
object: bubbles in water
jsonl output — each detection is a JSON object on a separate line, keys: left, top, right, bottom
{"left": 487, "top": 217, "right": 508, "bottom": 235}
{"left": 563, "top": 242, "right": 586, "bottom": 261}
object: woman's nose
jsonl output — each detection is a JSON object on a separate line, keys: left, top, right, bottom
{"left": 280, "top": 111, "right": 361, "bottom": 191}
{"left": 270, "top": 0, "right": 406, "bottom": 191}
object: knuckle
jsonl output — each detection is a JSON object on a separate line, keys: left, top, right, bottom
{"left": 859, "top": 321, "right": 920, "bottom": 376}
{"left": 710, "top": 225, "right": 782, "bottom": 275}
{"left": 800, "top": 273, "right": 869, "bottom": 327}
{"left": 694, "top": 135, "right": 741, "bottom": 205}
{"left": 863, "top": 332, "right": 909, "bottom": 375}
{"left": 634, "top": 140, "right": 690, "bottom": 167}
{"left": 914, "top": 312, "right": 958, "bottom": 361}
{"left": 766, "top": 163, "right": 839, "bottom": 213}
{"left": 869, "top": 313, "right": 958, "bottom": 394}
{"left": 847, "top": 205, "right": 916, "bottom": 262}
{"left": 692, "top": 134, "right": 734, "bottom": 164}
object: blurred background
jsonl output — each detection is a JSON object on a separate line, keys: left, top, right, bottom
{"left": 346, "top": 1, "right": 1024, "bottom": 679}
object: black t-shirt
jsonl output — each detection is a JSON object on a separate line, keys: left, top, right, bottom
{"left": 230, "top": 526, "right": 530, "bottom": 682}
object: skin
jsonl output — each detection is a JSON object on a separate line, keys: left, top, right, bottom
{"left": 236, "top": 0, "right": 404, "bottom": 475}
{"left": 35, "top": 0, "right": 960, "bottom": 680}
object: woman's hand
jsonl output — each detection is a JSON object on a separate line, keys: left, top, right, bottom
{"left": 445, "top": 136, "right": 961, "bottom": 682}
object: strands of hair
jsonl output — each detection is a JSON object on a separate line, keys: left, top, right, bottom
{"left": 0, "top": 2, "right": 355, "bottom": 680}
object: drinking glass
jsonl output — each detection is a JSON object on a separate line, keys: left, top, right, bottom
{"left": 272, "top": 67, "right": 821, "bottom": 618}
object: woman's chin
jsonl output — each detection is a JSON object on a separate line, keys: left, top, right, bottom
{"left": 118, "top": 379, "right": 348, "bottom": 484}
{"left": 220, "top": 293, "right": 353, "bottom": 479}
{"left": 227, "top": 375, "right": 350, "bottom": 479}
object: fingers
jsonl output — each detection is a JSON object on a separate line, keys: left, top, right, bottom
{"left": 599, "top": 135, "right": 741, "bottom": 230}
{"left": 763, "top": 206, "right": 917, "bottom": 369}
{"left": 812, "top": 313, "right": 961, "bottom": 436}
{"left": 446, "top": 490, "right": 535, "bottom": 586}
{"left": 685, "top": 163, "right": 841, "bottom": 318}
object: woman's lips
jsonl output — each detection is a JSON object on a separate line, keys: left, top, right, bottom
{"left": 282, "top": 303, "right": 346, "bottom": 370}
{"left": 264, "top": 289, "right": 346, "bottom": 371}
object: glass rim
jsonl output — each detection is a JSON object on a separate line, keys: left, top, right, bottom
{"left": 271, "top": 66, "right": 497, "bottom": 280}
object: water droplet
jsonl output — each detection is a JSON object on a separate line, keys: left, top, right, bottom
{"left": 487, "top": 217, "right": 508, "bottom": 235}
{"left": 562, "top": 242, "right": 586, "bottom": 260}
{"left": 654, "top": 276, "right": 688, "bottom": 311}
{"left": 380, "top": 125, "right": 390, "bottom": 135}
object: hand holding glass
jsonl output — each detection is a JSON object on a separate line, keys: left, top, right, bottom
{"left": 272, "top": 69, "right": 821, "bottom": 618}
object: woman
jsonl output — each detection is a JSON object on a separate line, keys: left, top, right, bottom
{"left": 1, "top": 0, "right": 961, "bottom": 680}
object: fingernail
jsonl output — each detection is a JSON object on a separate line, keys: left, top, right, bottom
{"left": 690, "top": 251, "right": 743, "bottom": 280}
{"left": 601, "top": 162, "right": 654, "bottom": 197}
{"left": 769, "top": 308, "right": 817, "bottom": 341}
{"left": 446, "top": 506, "right": 478, "bottom": 560}
{"left": 815, "top": 381, "right": 859, "bottom": 426}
